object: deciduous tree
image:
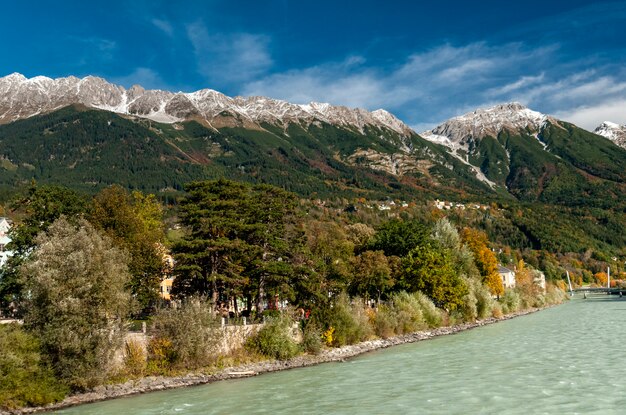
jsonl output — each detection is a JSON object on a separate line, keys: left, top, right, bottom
{"left": 20, "top": 218, "right": 131, "bottom": 390}
{"left": 461, "top": 228, "right": 504, "bottom": 297}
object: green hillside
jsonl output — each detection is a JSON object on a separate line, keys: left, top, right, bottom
{"left": 462, "top": 122, "right": 626, "bottom": 209}
{"left": 0, "top": 106, "right": 493, "bottom": 201}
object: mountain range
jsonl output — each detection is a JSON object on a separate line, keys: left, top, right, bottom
{"left": 0, "top": 73, "right": 624, "bottom": 210}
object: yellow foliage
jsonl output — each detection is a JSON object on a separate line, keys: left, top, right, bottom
{"left": 322, "top": 327, "right": 335, "bottom": 346}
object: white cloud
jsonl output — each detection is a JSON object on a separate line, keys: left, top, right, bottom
{"left": 186, "top": 21, "right": 273, "bottom": 86}
{"left": 554, "top": 99, "right": 626, "bottom": 130}
{"left": 241, "top": 42, "right": 560, "bottom": 126}
{"left": 152, "top": 18, "right": 173, "bottom": 36}
{"left": 111, "top": 67, "right": 167, "bottom": 90}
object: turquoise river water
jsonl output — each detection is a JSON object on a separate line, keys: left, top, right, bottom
{"left": 55, "top": 296, "right": 626, "bottom": 414}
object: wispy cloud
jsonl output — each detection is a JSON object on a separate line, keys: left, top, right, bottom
{"left": 554, "top": 99, "right": 626, "bottom": 129}
{"left": 242, "top": 42, "right": 556, "bottom": 128}
{"left": 151, "top": 18, "right": 173, "bottom": 36}
{"left": 110, "top": 67, "right": 168, "bottom": 90}
{"left": 241, "top": 41, "right": 626, "bottom": 131}
{"left": 186, "top": 21, "right": 273, "bottom": 87}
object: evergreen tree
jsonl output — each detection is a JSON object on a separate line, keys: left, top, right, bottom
{"left": 172, "top": 179, "right": 250, "bottom": 303}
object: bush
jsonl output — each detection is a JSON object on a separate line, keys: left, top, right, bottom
{"left": 544, "top": 283, "right": 568, "bottom": 305}
{"left": 474, "top": 283, "right": 494, "bottom": 319}
{"left": 301, "top": 323, "right": 323, "bottom": 355}
{"left": 149, "top": 297, "right": 222, "bottom": 371}
{"left": 492, "top": 302, "right": 504, "bottom": 319}
{"left": 413, "top": 292, "right": 443, "bottom": 328}
{"left": 501, "top": 290, "right": 521, "bottom": 313}
{"left": 122, "top": 339, "right": 146, "bottom": 377}
{"left": 146, "top": 337, "right": 176, "bottom": 373}
{"left": 371, "top": 305, "right": 398, "bottom": 339}
{"left": 390, "top": 292, "right": 426, "bottom": 334}
{"left": 459, "top": 286, "right": 478, "bottom": 322}
{"left": 246, "top": 315, "right": 300, "bottom": 360}
{"left": 0, "top": 324, "right": 68, "bottom": 410}
{"left": 326, "top": 294, "right": 372, "bottom": 346}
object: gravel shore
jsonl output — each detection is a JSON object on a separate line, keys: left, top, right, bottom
{"left": 3, "top": 307, "right": 542, "bottom": 414}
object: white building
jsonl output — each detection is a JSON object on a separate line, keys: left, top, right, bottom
{"left": 498, "top": 265, "right": 516, "bottom": 289}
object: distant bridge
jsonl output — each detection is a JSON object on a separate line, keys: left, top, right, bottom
{"left": 572, "top": 287, "right": 625, "bottom": 297}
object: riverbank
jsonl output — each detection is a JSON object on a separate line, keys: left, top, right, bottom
{"left": 2, "top": 306, "right": 548, "bottom": 415}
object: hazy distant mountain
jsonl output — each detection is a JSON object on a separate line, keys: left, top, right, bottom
{"left": 594, "top": 121, "right": 626, "bottom": 149}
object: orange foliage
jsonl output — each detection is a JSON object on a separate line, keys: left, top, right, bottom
{"left": 461, "top": 228, "right": 503, "bottom": 297}
{"left": 594, "top": 272, "right": 608, "bottom": 286}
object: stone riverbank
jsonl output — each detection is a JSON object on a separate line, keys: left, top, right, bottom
{"left": 2, "top": 307, "right": 544, "bottom": 415}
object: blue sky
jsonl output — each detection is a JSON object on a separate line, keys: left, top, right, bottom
{"left": 1, "top": 0, "right": 626, "bottom": 130}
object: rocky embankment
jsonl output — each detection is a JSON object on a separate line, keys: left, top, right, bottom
{"left": 4, "top": 308, "right": 542, "bottom": 415}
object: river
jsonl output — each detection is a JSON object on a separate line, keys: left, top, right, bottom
{"left": 55, "top": 296, "right": 626, "bottom": 414}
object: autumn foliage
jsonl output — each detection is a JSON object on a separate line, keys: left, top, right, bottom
{"left": 461, "top": 228, "right": 504, "bottom": 297}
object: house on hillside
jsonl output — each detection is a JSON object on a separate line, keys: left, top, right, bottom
{"left": 498, "top": 265, "right": 516, "bottom": 289}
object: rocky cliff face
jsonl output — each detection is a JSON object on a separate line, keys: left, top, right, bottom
{"left": 0, "top": 73, "right": 413, "bottom": 136}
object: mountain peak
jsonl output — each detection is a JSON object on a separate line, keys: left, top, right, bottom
{"left": 594, "top": 121, "right": 626, "bottom": 149}
{"left": 421, "top": 102, "right": 550, "bottom": 146}
{"left": 1, "top": 72, "right": 26, "bottom": 82}
{"left": 0, "top": 73, "right": 413, "bottom": 136}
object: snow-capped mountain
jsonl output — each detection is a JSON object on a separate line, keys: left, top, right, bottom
{"left": 594, "top": 121, "right": 626, "bottom": 149}
{"left": 419, "top": 102, "right": 626, "bottom": 199}
{"left": 421, "top": 103, "right": 554, "bottom": 150}
{"left": 0, "top": 73, "right": 413, "bottom": 136}
{"left": 419, "top": 103, "right": 558, "bottom": 187}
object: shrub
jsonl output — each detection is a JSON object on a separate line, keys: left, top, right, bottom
{"left": 0, "top": 324, "right": 68, "bottom": 410}
{"left": 492, "top": 302, "right": 504, "bottom": 319}
{"left": 122, "top": 339, "right": 146, "bottom": 377}
{"left": 458, "top": 286, "right": 478, "bottom": 322}
{"left": 301, "top": 324, "right": 323, "bottom": 355}
{"left": 372, "top": 305, "right": 398, "bottom": 339}
{"left": 149, "top": 297, "right": 222, "bottom": 370}
{"left": 501, "top": 290, "right": 521, "bottom": 313}
{"left": 474, "top": 283, "right": 494, "bottom": 319}
{"left": 146, "top": 337, "right": 176, "bottom": 373}
{"left": 246, "top": 315, "right": 300, "bottom": 360}
{"left": 544, "top": 283, "right": 568, "bottom": 305}
{"left": 413, "top": 292, "right": 443, "bottom": 328}
{"left": 326, "top": 294, "right": 372, "bottom": 346}
{"left": 390, "top": 291, "right": 426, "bottom": 334}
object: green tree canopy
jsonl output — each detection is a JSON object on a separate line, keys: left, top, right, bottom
{"left": 401, "top": 242, "right": 467, "bottom": 311}
{"left": 369, "top": 219, "right": 430, "bottom": 257}
{"left": 89, "top": 185, "right": 165, "bottom": 311}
